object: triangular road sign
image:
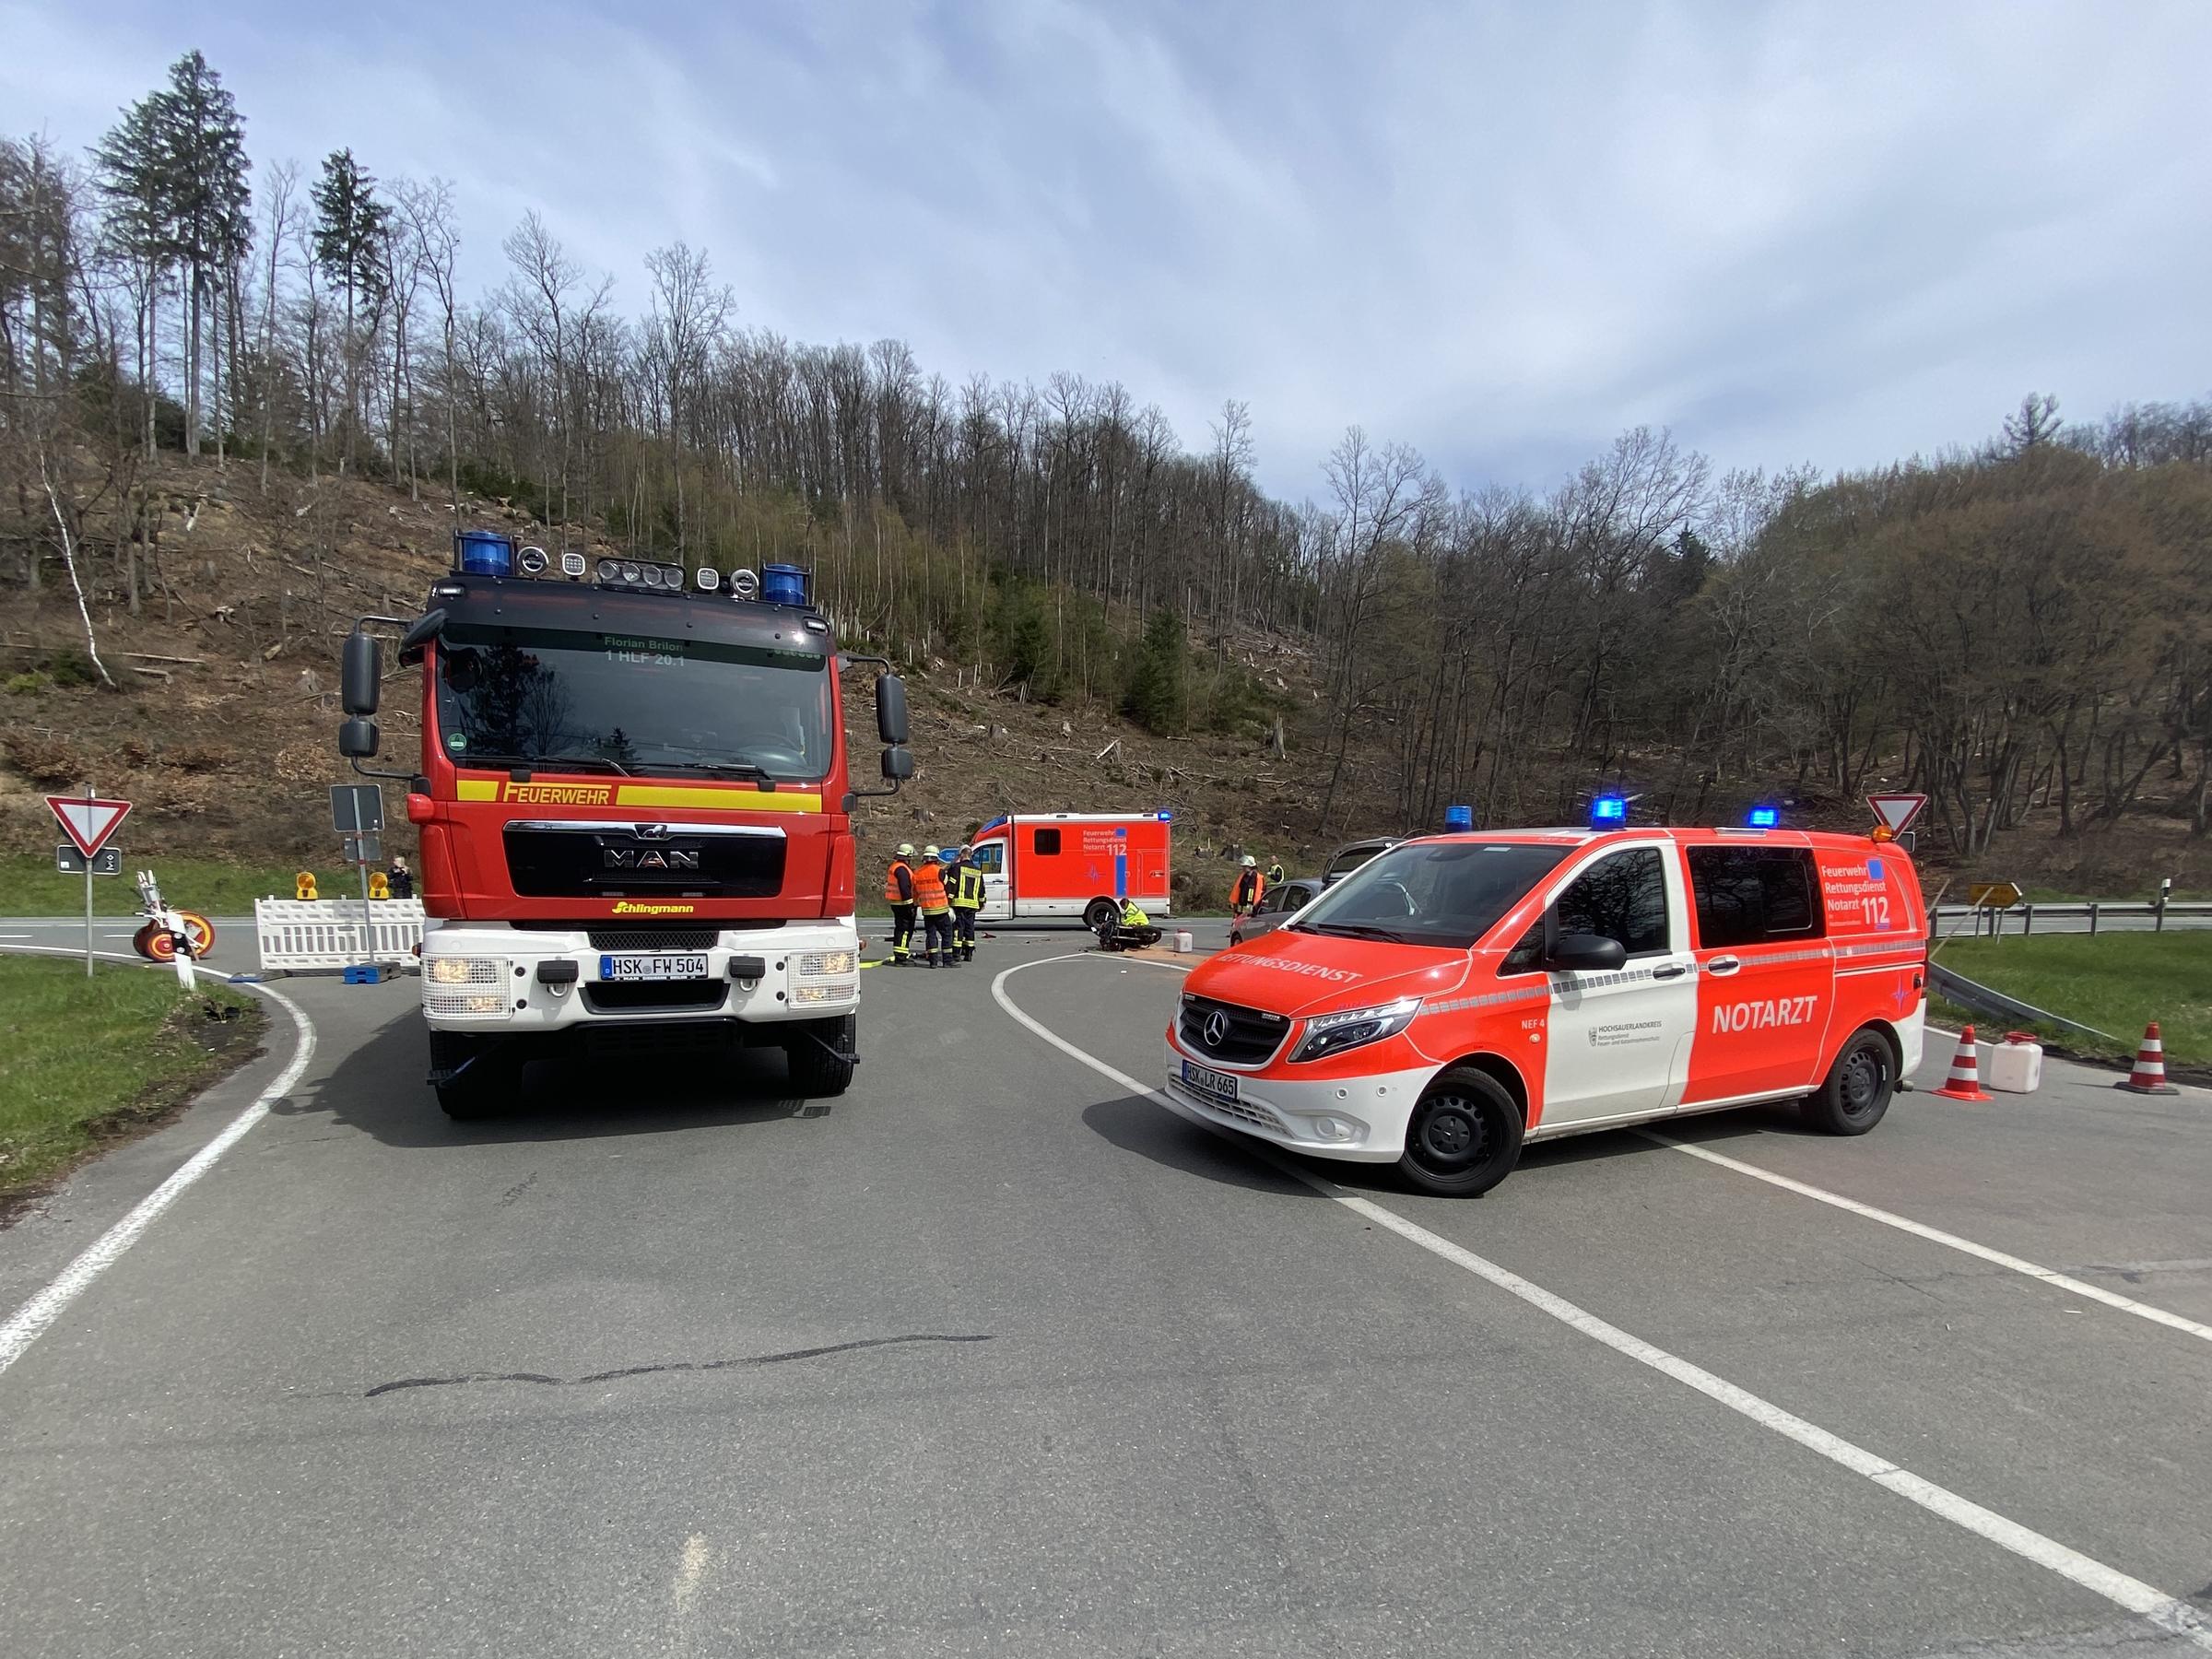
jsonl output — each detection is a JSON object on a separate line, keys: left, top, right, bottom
{"left": 1865, "top": 793, "right": 1927, "bottom": 834}
{"left": 46, "top": 794, "right": 132, "bottom": 857}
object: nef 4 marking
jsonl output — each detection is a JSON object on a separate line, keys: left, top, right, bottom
{"left": 1712, "top": 994, "right": 1818, "bottom": 1034}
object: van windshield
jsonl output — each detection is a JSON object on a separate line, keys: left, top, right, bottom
{"left": 1289, "top": 841, "right": 1569, "bottom": 948}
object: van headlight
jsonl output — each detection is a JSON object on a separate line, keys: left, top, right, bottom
{"left": 1290, "top": 997, "right": 1421, "bottom": 1063}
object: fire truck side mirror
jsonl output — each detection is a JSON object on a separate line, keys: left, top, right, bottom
{"left": 875, "top": 674, "right": 910, "bottom": 746}
{"left": 338, "top": 718, "right": 381, "bottom": 759}
{"left": 341, "top": 628, "right": 382, "bottom": 716}
{"left": 881, "top": 746, "right": 915, "bottom": 782}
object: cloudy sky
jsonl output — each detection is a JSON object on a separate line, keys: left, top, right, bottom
{"left": 6, "top": 0, "right": 2208, "bottom": 498}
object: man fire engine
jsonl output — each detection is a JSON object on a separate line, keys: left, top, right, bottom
{"left": 337, "top": 535, "right": 912, "bottom": 1116}
{"left": 1168, "top": 815, "right": 1928, "bottom": 1197}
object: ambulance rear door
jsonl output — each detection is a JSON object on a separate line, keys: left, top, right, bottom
{"left": 1678, "top": 839, "right": 1832, "bottom": 1105}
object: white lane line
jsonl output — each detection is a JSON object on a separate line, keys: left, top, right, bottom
{"left": 1641, "top": 1134, "right": 2212, "bottom": 1347}
{"left": 0, "top": 982, "right": 315, "bottom": 1380}
{"left": 992, "top": 954, "right": 2212, "bottom": 1653}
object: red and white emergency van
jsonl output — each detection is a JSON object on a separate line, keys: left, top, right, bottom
{"left": 971, "top": 812, "right": 1172, "bottom": 929}
{"left": 1165, "top": 826, "right": 1926, "bottom": 1195}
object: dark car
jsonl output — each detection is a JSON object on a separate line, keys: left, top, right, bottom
{"left": 1229, "top": 877, "right": 1321, "bottom": 946}
{"left": 1320, "top": 836, "right": 1401, "bottom": 888}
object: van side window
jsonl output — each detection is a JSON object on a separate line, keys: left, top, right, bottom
{"left": 1032, "top": 828, "right": 1061, "bottom": 857}
{"left": 1554, "top": 848, "right": 1670, "bottom": 957}
{"left": 1687, "top": 846, "right": 1823, "bottom": 949}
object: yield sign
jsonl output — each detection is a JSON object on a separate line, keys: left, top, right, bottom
{"left": 46, "top": 794, "right": 132, "bottom": 857}
{"left": 1865, "top": 793, "right": 1927, "bottom": 834}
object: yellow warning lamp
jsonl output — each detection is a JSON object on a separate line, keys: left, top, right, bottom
{"left": 1869, "top": 825, "right": 1896, "bottom": 843}
{"left": 368, "top": 870, "right": 391, "bottom": 900}
{"left": 296, "top": 870, "right": 320, "bottom": 900}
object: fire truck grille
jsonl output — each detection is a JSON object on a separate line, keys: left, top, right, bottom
{"left": 586, "top": 925, "right": 722, "bottom": 952}
{"left": 582, "top": 981, "right": 730, "bottom": 1015}
{"left": 503, "top": 825, "right": 785, "bottom": 900}
{"left": 1178, "top": 994, "right": 1290, "bottom": 1065}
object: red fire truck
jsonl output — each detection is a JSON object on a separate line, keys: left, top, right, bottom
{"left": 970, "top": 812, "right": 1173, "bottom": 929}
{"left": 337, "top": 538, "right": 912, "bottom": 1117}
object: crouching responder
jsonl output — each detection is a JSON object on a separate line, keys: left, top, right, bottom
{"left": 914, "top": 844, "right": 954, "bottom": 968}
{"left": 1230, "top": 853, "right": 1266, "bottom": 918}
{"left": 1096, "top": 895, "right": 1163, "bottom": 953}
{"left": 884, "top": 842, "right": 918, "bottom": 965}
{"left": 948, "top": 841, "right": 983, "bottom": 963}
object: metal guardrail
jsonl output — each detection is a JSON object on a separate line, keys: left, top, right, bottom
{"left": 1924, "top": 961, "right": 2116, "bottom": 1041}
{"left": 1932, "top": 900, "right": 2212, "bottom": 939}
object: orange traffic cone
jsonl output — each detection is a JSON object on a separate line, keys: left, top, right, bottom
{"left": 1932, "top": 1026, "right": 1994, "bottom": 1102}
{"left": 2114, "top": 1022, "right": 2181, "bottom": 1096}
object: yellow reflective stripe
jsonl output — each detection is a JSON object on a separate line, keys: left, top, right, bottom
{"left": 614, "top": 783, "right": 823, "bottom": 812}
{"left": 455, "top": 779, "right": 500, "bottom": 802}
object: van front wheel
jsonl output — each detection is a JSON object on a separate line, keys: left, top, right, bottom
{"left": 1804, "top": 1030, "right": 1895, "bottom": 1135}
{"left": 1398, "top": 1068, "right": 1524, "bottom": 1197}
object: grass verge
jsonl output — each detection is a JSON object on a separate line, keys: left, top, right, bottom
{"left": 0, "top": 958, "right": 264, "bottom": 1207}
{"left": 0, "top": 854, "right": 312, "bottom": 917}
{"left": 1934, "top": 931, "right": 2210, "bottom": 1068}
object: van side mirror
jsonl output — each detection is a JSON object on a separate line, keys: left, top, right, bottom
{"left": 1545, "top": 932, "right": 1626, "bottom": 972}
{"left": 875, "top": 673, "right": 910, "bottom": 746}
{"left": 341, "top": 628, "right": 382, "bottom": 716}
{"left": 338, "top": 717, "right": 381, "bottom": 759}
{"left": 881, "top": 746, "right": 914, "bottom": 782}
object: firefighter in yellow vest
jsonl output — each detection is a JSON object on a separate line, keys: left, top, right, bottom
{"left": 912, "top": 845, "right": 954, "bottom": 968}
{"left": 948, "top": 842, "right": 984, "bottom": 963}
{"left": 884, "top": 843, "right": 919, "bottom": 965}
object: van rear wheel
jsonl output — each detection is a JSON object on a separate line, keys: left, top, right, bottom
{"left": 1398, "top": 1068, "right": 1524, "bottom": 1197}
{"left": 1083, "top": 898, "right": 1118, "bottom": 931}
{"left": 1804, "top": 1030, "right": 1895, "bottom": 1135}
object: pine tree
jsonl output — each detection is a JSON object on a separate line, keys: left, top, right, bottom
{"left": 157, "top": 51, "right": 251, "bottom": 458}
{"left": 92, "top": 90, "right": 174, "bottom": 460}
{"left": 312, "top": 147, "right": 389, "bottom": 472}
{"left": 1124, "top": 606, "right": 1187, "bottom": 735}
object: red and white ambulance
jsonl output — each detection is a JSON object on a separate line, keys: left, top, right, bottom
{"left": 1164, "top": 826, "right": 1926, "bottom": 1195}
{"left": 971, "top": 812, "right": 1172, "bottom": 929}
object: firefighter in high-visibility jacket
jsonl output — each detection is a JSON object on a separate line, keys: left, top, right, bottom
{"left": 1230, "top": 853, "right": 1265, "bottom": 917}
{"left": 947, "top": 842, "right": 984, "bottom": 963}
{"left": 913, "top": 845, "right": 954, "bottom": 968}
{"left": 884, "top": 843, "right": 919, "bottom": 965}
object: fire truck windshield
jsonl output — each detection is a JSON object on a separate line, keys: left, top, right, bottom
{"left": 1289, "top": 840, "right": 1568, "bottom": 948}
{"left": 434, "top": 622, "right": 832, "bottom": 782}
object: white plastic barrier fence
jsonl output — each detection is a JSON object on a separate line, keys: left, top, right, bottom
{"left": 254, "top": 897, "right": 425, "bottom": 971}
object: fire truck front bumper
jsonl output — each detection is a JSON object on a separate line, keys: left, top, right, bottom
{"left": 419, "top": 919, "right": 863, "bottom": 1032}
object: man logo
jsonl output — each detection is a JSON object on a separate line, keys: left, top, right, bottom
{"left": 1204, "top": 1010, "right": 1230, "bottom": 1048}
{"left": 603, "top": 847, "right": 701, "bottom": 871}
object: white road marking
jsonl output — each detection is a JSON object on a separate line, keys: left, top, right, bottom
{"left": 0, "top": 982, "right": 315, "bottom": 1380}
{"left": 992, "top": 954, "right": 2212, "bottom": 1653}
{"left": 1641, "top": 1133, "right": 2212, "bottom": 1347}
{"left": 673, "top": 1532, "right": 711, "bottom": 1613}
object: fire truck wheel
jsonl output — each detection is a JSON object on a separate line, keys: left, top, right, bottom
{"left": 429, "top": 1032, "right": 509, "bottom": 1120}
{"left": 1083, "top": 899, "right": 1119, "bottom": 933}
{"left": 1398, "top": 1068, "right": 1524, "bottom": 1197}
{"left": 785, "top": 1014, "right": 856, "bottom": 1097}
{"left": 1804, "top": 1028, "right": 1896, "bottom": 1135}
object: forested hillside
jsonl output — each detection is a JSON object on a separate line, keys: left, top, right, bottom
{"left": 4, "top": 52, "right": 2209, "bottom": 892}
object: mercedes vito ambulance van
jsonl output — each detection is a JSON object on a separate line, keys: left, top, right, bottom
{"left": 1164, "top": 827, "right": 1926, "bottom": 1196}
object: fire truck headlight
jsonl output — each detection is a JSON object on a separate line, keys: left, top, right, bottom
{"left": 1289, "top": 997, "right": 1422, "bottom": 1064}
{"left": 798, "top": 949, "right": 855, "bottom": 978}
{"left": 427, "top": 956, "right": 481, "bottom": 984}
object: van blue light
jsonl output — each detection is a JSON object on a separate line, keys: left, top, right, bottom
{"left": 1747, "top": 806, "right": 1780, "bottom": 829}
{"left": 1591, "top": 795, "right": 1627, "bottom": 826}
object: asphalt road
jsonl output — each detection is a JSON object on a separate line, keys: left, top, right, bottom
{"left": 1, "top": 929, "right": 2207, "bottom": 1657}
